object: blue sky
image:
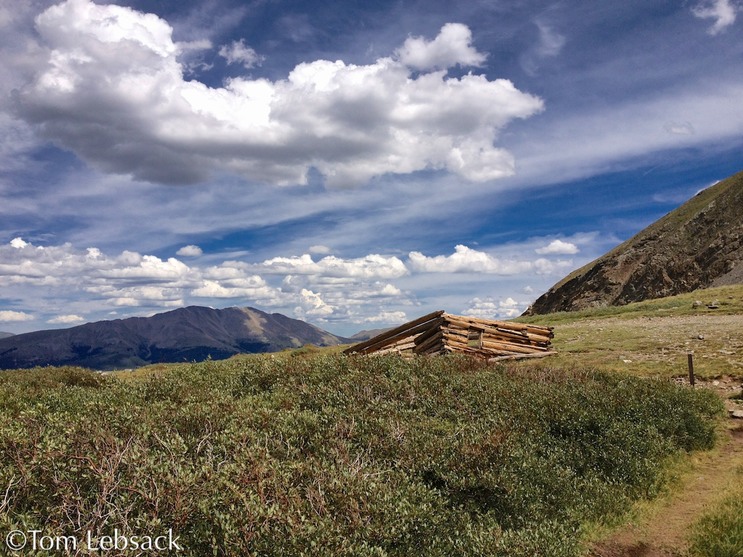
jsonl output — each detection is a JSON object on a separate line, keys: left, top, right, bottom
{"left": 0, "top": 0, "right": 741, "bottom": 336}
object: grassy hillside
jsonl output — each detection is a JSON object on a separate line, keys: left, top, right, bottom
{"left": 0, "top": 355, "right": 723, "bottom": 556}
{"left": 519, "top": 284, "right": 743, "bottom": 379}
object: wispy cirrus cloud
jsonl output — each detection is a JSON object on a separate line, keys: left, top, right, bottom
{"left": 218, "top": 38, "right": 264, "bottom": 68}
{"left": 692, "top": 0, "right": 738, "bottom": 35}
{"left": 520, "top": 17, "right": 566, "bottom": 75}
{"left": 509, "top": 81, "right": 743, "bottom": 189}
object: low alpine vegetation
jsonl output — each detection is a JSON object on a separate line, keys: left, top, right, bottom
{"left": 0, "top": 356, "right": 723, "bottom": 556}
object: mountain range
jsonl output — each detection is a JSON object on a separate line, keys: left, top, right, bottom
{"left": 4, "top": 169, "right": 742, "bottom": 370}
{"left": 0, "top": 306, "right": 347, "bottom": 370}
{"left": 527, "top": 170, "right": 743, "bottom": 315}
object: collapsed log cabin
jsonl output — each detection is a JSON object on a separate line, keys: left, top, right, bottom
{"left": 343, "top": 310, "right": 555, "bottom": 361}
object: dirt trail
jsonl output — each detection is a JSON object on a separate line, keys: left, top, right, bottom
{"left": 589, "top": 418, "right": 743, "bottom": 557}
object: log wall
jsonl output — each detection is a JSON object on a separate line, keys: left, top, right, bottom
{"left": 343, "top": 312, "right": 554, "bottom": 361}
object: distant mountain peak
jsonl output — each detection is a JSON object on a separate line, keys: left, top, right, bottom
{"left": 0, "top": 306, "right": 347, "bottom": 371}
{"left": 527, "top": 170, "right": 743, "bottom": 315}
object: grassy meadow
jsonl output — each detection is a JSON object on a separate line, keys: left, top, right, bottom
{"left": 520, "top": 284, "right": 743, "bottom": 379}
{"left": 0, "top": 285, "right": 741, "bottom": 555}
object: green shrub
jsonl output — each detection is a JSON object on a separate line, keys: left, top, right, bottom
{"left": 0, "top": 355, "right": 724, "bottom": 556}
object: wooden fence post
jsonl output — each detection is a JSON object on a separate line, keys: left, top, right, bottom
{"left": 687, "top": 352, "right": 695, "bottom": 387}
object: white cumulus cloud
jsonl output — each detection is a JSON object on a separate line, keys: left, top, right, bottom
{"left": 15, "top": 1, "right": 543, "bottom": 187}
{"left": 0, "top": 238, "right": 282, "bottom": 309}
{"left": 396, "top": 22, "right": 487, "bottom": 70}
{"left": 365, "top": 310, "right": 407, "bottom": 324}
{"left": 0, "top": 237, "right": 418, "bottom": 330}
{"left": 258, "top": 253, "right": 408, "bottom": 279}
{"left": 535, "top": 239, "right": 579, "bottom": 255}
{"left": 408, "top": 245, "right": 527, "bottom": 274}
{"left": 192, "top": 276, "right": 281, "bottom": 303}
{"left": 0, "top": 235, "right": 585, "bottom": 332}
{"left": 48, "top": 314, "right": 84, "bottom": 324}
{"left": 176, "top": 245, "right": 203, "bottom": 257}
{"left": 462, "top": 296, "right": 526, "bottom": 319}
{"left": 408, "top": 245, "right": 575, "bottom": 275}
{"left": 0, "top": 310, "right": 34, "bottom": 322}
{"left": 309, "top": 245, "right": 332, "bottom": 255}
{"left": 297, "top": 288, "right": 335, "bottom": 318}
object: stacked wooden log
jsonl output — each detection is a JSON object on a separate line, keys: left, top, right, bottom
{"left": 343, "top": 310, "right": 555, "bottom": 361}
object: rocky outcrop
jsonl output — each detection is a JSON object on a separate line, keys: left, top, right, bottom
{"left": 527, "top": 170, "right": 743, "bottom": 315}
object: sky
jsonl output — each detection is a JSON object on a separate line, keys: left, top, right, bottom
{"left": 0, "top": 0, "right": 742, "bottom": 336}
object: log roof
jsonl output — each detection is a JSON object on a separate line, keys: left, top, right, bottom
{"left": 343, "top": 311, "right": 555, "bottom": 361}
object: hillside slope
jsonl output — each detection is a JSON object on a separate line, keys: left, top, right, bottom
{"left": 527, "top": 170, "right": 743, "bottom": 314}
{"left": 0, "top": 306, "right": 346, "bottom": 370}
